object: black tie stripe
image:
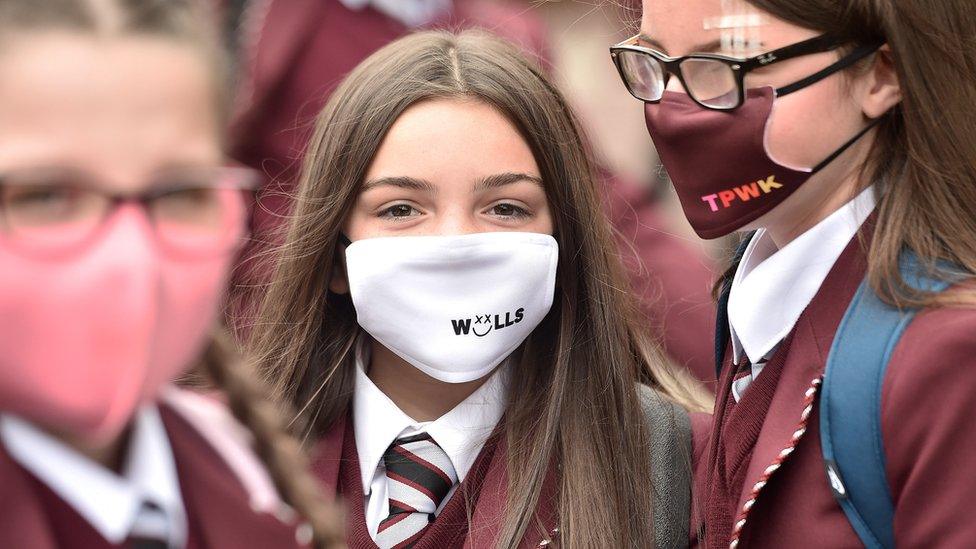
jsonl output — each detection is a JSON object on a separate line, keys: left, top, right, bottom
{"left": 382, "top": 448, "right": 453, "bottom": 503}
{"left": 376, "top": 433, "right": 459, "bottom": 549}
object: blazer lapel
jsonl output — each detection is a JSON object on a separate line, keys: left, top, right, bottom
{"left": 160, "top": 407, "right": 302, "bottom": 548}
{"left": 0, "top": 445, "right": 58, "bottom": 549}
{"left": 730, "top": 234, "right": 868, "bottom": 537}
{"left": 315, "top": 414, "right": 558, "bottom": 547}
{"left": 310, "top": 415, "right": 347, "bottom": 497}
{"left": 464, "top": 436, "right": 560, "bottom": 548}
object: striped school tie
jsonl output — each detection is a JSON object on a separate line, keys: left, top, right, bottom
{"left": 375, "top": 433, "right": 458, "bottom": 549}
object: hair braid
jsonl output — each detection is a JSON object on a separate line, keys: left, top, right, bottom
{"left": 202, "top": 332, "right": 346, "bottom": 549}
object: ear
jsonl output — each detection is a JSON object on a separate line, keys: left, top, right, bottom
{"left": 328, "top": 246, "right": 350, "bottom": 295}
{"left": 860, "top": 45, "right": 902, "bottom": 119}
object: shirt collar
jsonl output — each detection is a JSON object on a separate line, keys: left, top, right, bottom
{"left": 728, "top": 186, "right": 877, "bottom": 365}
{"left": 0, "top": 407, "right": 187, "bottom": 548}
{"left": 352, "top": 336, "right": 507, "bottom": 493}
{"left": 335, "top": 0, "right": 453, "bottom": 28}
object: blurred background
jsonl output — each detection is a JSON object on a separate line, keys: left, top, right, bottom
{"left": 529, "top": 0, "right": 721, "bottom": 249}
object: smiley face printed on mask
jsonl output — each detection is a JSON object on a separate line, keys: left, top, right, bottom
{"left": 474, "top": 314, "right": 493, "bottom": 337}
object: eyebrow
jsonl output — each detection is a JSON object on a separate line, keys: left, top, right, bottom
{"left": 361, "top": 172, "right": 543, "bottom": 193}
{"left": 474, "top": 172, "right": 544, "bottom": 192}
{"left": 361, "top": 176, "right": 436, "bottom": 193}
{"left": 638, "top": 34, "right": 724, "bottom": 56}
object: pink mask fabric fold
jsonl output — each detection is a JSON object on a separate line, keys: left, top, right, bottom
{"left": 0, "top": 208, "right": 234, "bottom": 444}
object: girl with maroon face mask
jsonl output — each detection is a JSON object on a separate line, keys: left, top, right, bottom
{"left": 0, "top": 1, "right": 342, "bottom": 547}
{"left": 612, "top": 0, "right": 976, "bottom": 547}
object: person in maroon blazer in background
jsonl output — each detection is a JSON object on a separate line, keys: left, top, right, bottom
{"left": 220, "top": 0, "right": 719, "bottom": 388}
{"left": 613, "top": 0, "right": 976, "bottom": 546}
{"left": 0, "top": 1, "right": 343, "bottom": 547}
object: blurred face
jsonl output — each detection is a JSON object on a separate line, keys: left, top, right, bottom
{"left": 640, "top": 0, "right": 899, "bottom": 239}
{"left": 344, "top": 98, "right": 553, "bottom": 240}
{"left": 0, "top": 32, "right": 236, "bottom": 445}
{"left": 0, "top": 32, "right": 221, "bottom": 190}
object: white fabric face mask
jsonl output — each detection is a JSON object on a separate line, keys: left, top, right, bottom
{"left": 344, "top": 232, "right": 558, "bottom": 383}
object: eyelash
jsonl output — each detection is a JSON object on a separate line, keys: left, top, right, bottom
{"left": 375, "top": 201, "right": 532, "bottom": 222}
{"left": 486, "top": 202, "right": 531, "bottom": 219}
{"left": 378, "top": 203, "right": 421, "bottom": 220}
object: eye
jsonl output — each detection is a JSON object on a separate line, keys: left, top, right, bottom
{"left": 152, "top": 186, "right": 223, "bottom": 226}
{"left": 156, "top": 186, "right": 218, "bottom": 208}
{"left": 378, "top": 203, "right": 421, "bottom": 219}
{"left": 487, "top": 202, "right": 530, "bottom": 219}
{"left": 6, "top": 186, "right": 74, "bottom": 209}
{"left": 1, "top": 184, "right": 88, "bottom": 226}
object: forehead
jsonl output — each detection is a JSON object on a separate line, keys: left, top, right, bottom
{"left": 641, "top": 0, "right": 801, "bottom": 54}
{"left": 0, "top": 32, "right": 221, "bottom": 189}
{"left": 365, "top": 98, "right": 540, "bottom": 186}
{"left": 641, "top": 0, "right": 726, "bottom": 41}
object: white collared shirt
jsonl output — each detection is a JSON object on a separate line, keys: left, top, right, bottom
{"left": 336, "top": 0, "right": 453, "bottom": 28}
{"left": 352, "top": 337, "right": 507, "bottom": 542}
{"left": 727, "top": 186, "right": 877, "bottom": 400}
{"left": 0, "top": 407, "right": 188, "bottom": 548}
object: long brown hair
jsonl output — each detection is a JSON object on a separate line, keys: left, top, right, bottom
{"left": 0, "top": 1, "right": 344, "bottom": 546}
{"left": 247, "top": 29, "right": 707, "bottom": 548}
{"left": 738, "top": 0, "right": 976, "bottom": 307}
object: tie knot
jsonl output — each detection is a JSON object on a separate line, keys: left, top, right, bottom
{"left": 127, "top": 500, "right": 170, "bottom": 548}
{"left": 382, "top": 433, "right": 458, "bottom": 510}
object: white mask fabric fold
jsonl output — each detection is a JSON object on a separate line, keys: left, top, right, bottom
{"left": 344, "top": 232, "right": 558, "bottom": 383}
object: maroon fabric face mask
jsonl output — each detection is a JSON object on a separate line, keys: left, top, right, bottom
{"left": 645, "top": 85, "right": 881, "bottom": 240}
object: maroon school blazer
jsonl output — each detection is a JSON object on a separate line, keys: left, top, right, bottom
{"left": 0, "top": 392, "right": 305, "bottom": 549}
{"left": 225, "top": 0, "right": 718, "bottom": 386}
{"left": 692, "top": 231, "right": 976, "bottom": 548}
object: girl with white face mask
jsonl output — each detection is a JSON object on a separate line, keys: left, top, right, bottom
{"left": 247, "top": 29, "right": 710, "bottom": 549}
{"left": 612, "top": 0, "right": 976, "bottom": 546}
{"left": 0, "top": 1, "right": 342, "bottom": 547}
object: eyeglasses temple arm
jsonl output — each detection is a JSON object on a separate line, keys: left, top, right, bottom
{"left": 776, "top": 41, "right": 883, "bottom": 97}
{"left": 739, "top": 33, "right": 848, "bottom": 71}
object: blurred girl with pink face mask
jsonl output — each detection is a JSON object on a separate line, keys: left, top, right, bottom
{"left": 0, "top": 1, "right": 342, "bottom": 547}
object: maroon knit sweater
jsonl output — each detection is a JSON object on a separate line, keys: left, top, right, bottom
{"left": 699, "top": 332, "right": 796, "bottom": 549}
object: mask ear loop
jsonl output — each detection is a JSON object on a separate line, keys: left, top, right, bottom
{"left": 769, "top": 41, "right": 888, "bottom": 174}
{"left": 810, "top": 115, "right": 887, "bottom": 173}
{"left": 338, "top": 233, "right": 352, "bottom": 247}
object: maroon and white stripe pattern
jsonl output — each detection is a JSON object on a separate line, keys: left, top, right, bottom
{"left": 728, "top": 376, "right": 823, "bottom": 548}
{"left": 376, "top": 433, "right": 458, "bottom": 549}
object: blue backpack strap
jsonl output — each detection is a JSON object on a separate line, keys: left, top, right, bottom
{"left": 820, "top": 253, "right": 955, "bottom": 548}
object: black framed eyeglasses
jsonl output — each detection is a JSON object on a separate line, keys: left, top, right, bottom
{"left": 0, "top": 165, "right": 261, "bottom": 259}
{"left": 610, "top": 33, "right": 880, "bottom": 111}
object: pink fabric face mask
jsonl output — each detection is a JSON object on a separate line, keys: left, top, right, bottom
{"left": 0, "top": 206, "right": 236, "bottom": 444}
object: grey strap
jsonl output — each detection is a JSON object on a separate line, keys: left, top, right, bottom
{"left": 638, "top": 384, "right": 692, "bottom": 549}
